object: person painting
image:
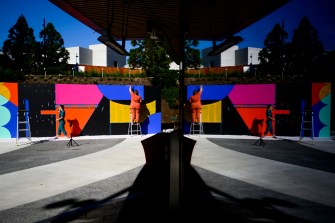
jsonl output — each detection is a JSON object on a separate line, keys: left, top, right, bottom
{"left": 129, "top": 85, "right": 142, "bottom": 123}
{"left": 55, "top": 104, "right": 67, "bottom": 138}
{"left": 189, "top": 85, "right": 203, "bottom": 123}
{"left": 263, "top": 104, "right": 276, "bottom": 137}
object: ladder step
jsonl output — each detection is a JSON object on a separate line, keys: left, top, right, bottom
{"left": 19, "top": 129, "right": 30, "bottom": 131}
{"left": 19, "top": 121, "right": 29, "bottom": 124}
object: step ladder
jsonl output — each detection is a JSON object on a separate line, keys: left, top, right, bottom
{"left": 128, "top": 113, "right": 142, "bottom": 136}
{"left": 299, "top": 110, "right": 314, "bottom": 143}
{"left": 128, "top": 122, "right": 142, "bottom": 136}
{"left": 16, "top": 110, "right": 32, "bottom": 145}
{"left": 189, "top": 114, "right": 203, "bottom": 135}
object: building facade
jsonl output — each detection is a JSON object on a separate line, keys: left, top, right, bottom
{"left": 202, "top": 45, "right": 262, "bottom": 67}
{"left": 66, "top": 44, "right": 127, "bottom": 68}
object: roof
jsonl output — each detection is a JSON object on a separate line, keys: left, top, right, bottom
{"left": 49, "top": 0, "right": 289, "bottom": 62}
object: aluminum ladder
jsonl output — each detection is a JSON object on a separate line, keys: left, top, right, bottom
{"left": 16, "top": 110, "right": 32, "bottom": 145}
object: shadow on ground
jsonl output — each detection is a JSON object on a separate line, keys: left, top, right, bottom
{"left": 42, "top": 133, "right": 319, "bottom": 223}
{"left": 41, "top": 163, "right": 314, "bottom": 223}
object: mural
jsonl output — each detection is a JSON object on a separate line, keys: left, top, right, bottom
{"left": 312, "top": 83, "right": 331, "bottom": 137}
{"left": 0, "top": 82, "right": 331, "bottom": 138}
{"left": 0, "top": 82, "right": 18, "bottom": 138}
{"left": 186, "top": 84, "right": 277, "bottom": 135}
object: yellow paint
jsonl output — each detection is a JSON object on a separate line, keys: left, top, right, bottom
{"left": 110, "top": 100, "right": 156, "bottom": 123}
{"left": 202, "top": 101, "right": 222, "bottom": 123}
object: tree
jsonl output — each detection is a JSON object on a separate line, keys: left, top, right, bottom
{"left": 128, "top": 38, "right": 172, "bottom": 77}
{"left": 2, "top": 15, "right": 36, "bottom": 75}
{"left": 37, "top": 22, "right": 69, "bottom": 69}
{"left": 287, "top": 16, "right": 324, "bottom": 78}
{"left": 185, "top": 40, "right": 201, "bottom": 69}
{"left": 258, "top": 22, "right": 288, "bottom": 76}
{"left": 128, "top": 38, "right": 201, "bottom": 75}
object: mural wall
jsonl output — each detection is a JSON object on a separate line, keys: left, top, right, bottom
{"left": 0, "top": 82, "right": 331, "bottom": 138}
{"left": 0, "top": 83, "right": 18, "bottom": 138}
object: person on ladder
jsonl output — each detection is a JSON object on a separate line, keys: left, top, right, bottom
{"left": 189, "top": 85, "right": 203, "bottom": 123}
{"left": 55, "top": 105, "right": 68, "bottom": 139}
{"left": 129, "top": 85, "right": 142, "bottom": 124}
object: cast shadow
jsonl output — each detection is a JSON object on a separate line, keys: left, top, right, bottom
{"left": 139, "top": 103, "right": 150, "bottom": 134}
{"left": 44, "top": 133, "right": 308, "bottom": 223}
{"left": 67, "top": 118, "right": 82, "bottom": 137}
{"left": 250, "top": 118, "right": 264, "bottom": 136}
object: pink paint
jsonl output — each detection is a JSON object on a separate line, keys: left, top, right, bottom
{"left": 56, "top": 84, "right": 103, "bottom": 105}
{"left": 229, "top": 84, "right": 275, "bottom": 105}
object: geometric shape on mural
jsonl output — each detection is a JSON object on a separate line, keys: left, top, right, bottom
{"left": 56, "top": 84, "right": 103, "bottom": 105}
{"left": 82, "top": 96, "right": 110, "bottom": 135}
{"left": 110, "top": 101, "right": 132, "bottom": 123}
{"left": 0, "top": 106, "right": 10, "bottom": 126}
{"left": 0, "top": 82, "right": 18, "bottom": 106}
{"left": 187, "top": 85, "right": 234, "bottom": 100}
{"left": 0, "top": 127, "right": 11, "bottom": 138}
{"left": 236, "top": 107, "right": 267, "bottom": 136}
{"left": 139, "top": 100, "right": 156, "bottom": 122}
{"left": 58, "top": 106, "right": 96, "bottom": 137}
{"left": 0, "top": 83, "right": 18, "bottom": 138}
{"left": 312, "top": 82, "right": 331, "bottom": 106}
{"left": 98, "top": 85, "right": 144, "bottom": 100}
{"left": 312, "top": 83, "right": 331, "bottom": 137}
{"left": 221, "top": 97, "right": 251, "bottom": 135}
{"left": 229, "top": 84, "right": 275, "bottom": 105}
{"left": 0, "top": 84, "right": 10, "bottom": 105}
{"left": 141, "top": 112, "right": 162, "bottom": 134}
{"left": 201, "top": 100, "right": 222, "bottom": 123}
{"left": 319, "top": 97, "right": 331, "bottom": 125}
{"left": 110, "top": 100, "right": 157, "bottom": 123}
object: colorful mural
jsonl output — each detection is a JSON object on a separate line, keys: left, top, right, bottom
{"left": 0, "top": 82, "right": 18, "bottom": 138}
{"left": 312, "top": 83, "right": 331, "bottom": 137}
{"left": 0, "top": 82, "right": 331, "bottom": 138}
{"left": 186, "top": 84, "right": 276, "bottom": 136}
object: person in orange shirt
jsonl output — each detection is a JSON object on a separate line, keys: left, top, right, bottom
{"left": 189, "top": 85, "right": 203, "bottom": 123}
{"left": 129, "top": 85, "right": 142, "bottom": 123}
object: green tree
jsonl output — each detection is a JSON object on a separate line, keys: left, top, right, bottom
{"left": 2, "top": 15, "right": 36, "bottom": 75}
{"left": 128, "top": 38, "right": 201, "bottom": 75}
{"left": 185, "top": 40, "right": 201, "bottom": 69}
{"left": 37, "top": 22, "right": 69, "bottom": 70}
{"left": 128, "top": 38, "right": 172, "bottom": 77}
{"left": 287, "top": 16, "right": 324, "bottom": 78}
{"left": 258, "top": 22, "right": 288, "bottom": 76}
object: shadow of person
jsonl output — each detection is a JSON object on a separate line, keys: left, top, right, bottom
{"left": 139, "top": 103, "right": 150, "bottom": 134}
{"left": 67, "top": 118, "right": 82, "bottom": 136}
{"left": 250, "top": 118, "right": 264, "bottom": 136}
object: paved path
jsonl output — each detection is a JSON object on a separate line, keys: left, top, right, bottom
{"left": 0, "top": 134, "right": 334, "bottom": 222}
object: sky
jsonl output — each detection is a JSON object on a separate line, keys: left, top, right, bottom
{"left": 0, "top": 0, "right": 335, "bottom": 54}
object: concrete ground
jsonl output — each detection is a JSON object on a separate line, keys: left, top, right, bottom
{"left": 0, "top": 134, "right": 334, "bottom": 222}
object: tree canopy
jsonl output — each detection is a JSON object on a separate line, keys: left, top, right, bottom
{"left": 258, "top": 16, "right": 325, "bottom": 79}
{"left": 2, "top": 15, "right": 36, "bottom": 74}
{"left": 128, "top": 38, "right": 172, "bottom": 77}
{"left": 258, "top": 22, "right": 288, "bottom": 76}
{"left": 287, "top": 16, "right": 324, "bottom": 77}
{"left": 1, "top": 15, "right": 69, "bottom": 77}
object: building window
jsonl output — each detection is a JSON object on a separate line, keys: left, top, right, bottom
{"left": 114, "top": 61, "right": 118, "bottom": 67}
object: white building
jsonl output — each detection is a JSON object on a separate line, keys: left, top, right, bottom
{"left": 67, "top": 47, "right": 92, "bottom": 65}
{"left": 202, "top": 45, "right": 262, "bottom": 67}
{"left": 66, "top": 44, "right": 127, "bottom": 68}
